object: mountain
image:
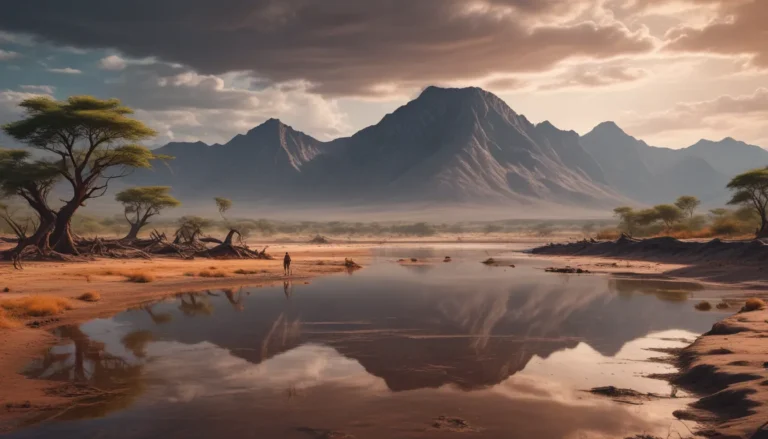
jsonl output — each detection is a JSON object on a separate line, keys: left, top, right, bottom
{"left": 132, "top": 119, "right": 329, "bottom": 199}
{"left": 580, "top": 122, "right": 731, "bottom": 204}
{"left": 133, "top": 86, "right": 624, "bottom": 210}
{"left": 302, "top": 86, "right": 618, "bottom": 205}
{"left": 681, "top": 138, "right": 768, "bottom": 176}
{"left": 129, "top": 86, "right": 766, "bottom": 214}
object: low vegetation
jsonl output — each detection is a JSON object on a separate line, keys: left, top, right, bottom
{"left": 233, "top": 269, "right": 259, "bottom": 275}
{"left": 125, "top": 271, "right": 156, "bottom": 283}
{"left": 0, "top": 308, "right": 19, "bottom": 328}
{"left": 1, "top": 295, "right": 73, "bottom": 318}
{"left": 694, "top": 301, "right": 712, "bottom": 311}
{"left": 77, "top": 292, "right": 101, "bottom": 302}
{"left": 741, "top": 298, "right": 766, "bottom": 312}
{"left": 199, "top": 270, "right": 227, "bottom": 278}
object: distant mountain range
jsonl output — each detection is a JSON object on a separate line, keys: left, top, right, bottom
{"left": 130, "top": 86, "right": 768, "bottom": 212}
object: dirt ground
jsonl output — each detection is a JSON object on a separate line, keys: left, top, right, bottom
{"left": 0, "top": 243, "right": 369, "bottom": 432}
{"left": 534, "top": 253, "right": 768, "bottom": 293}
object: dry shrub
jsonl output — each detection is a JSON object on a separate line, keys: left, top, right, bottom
{"left": 716, "top": 300, "right": 730, "bottom": 310}
{"left": 183, "top": 272, "right": 195, "bottom": 277}
{"left": 125, "top": 271, "right": 156, "bottom": 283}
{"left": 695, "top": 301, "right": 712, "bottom": 311}
{"left": 741, "top": 298, "right": 766, "bottom": 312}
{"left": 666, "top": 228, "right": 715, "bottom": 239}
{"left": 1, "top": 295, "right": 73, "bottom": 318}
{"left": 77, "top": 292, "right": 101, "bottom": 302}
{"left": 595, "top": 228, "right": 620, "bottom": 240}
{"left": 234, "top": 269, "right": 259, "bottom": 275}
{"left": 199, "top": 270, "right": 227, "bottom": 278}
{"left": 0, "top": 308, "right": 19, "bottom": 329}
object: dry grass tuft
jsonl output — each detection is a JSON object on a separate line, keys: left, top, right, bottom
{"left": 125, "top": 271, "right": 156, "bottom": 283}
{"left": 77, "top": 292, "right": 101, "bottom": 302}
{"left": 694, "top": 301, "right": 712, "bottom": 311}
{"left": 716, "top": 300, "right": 730, "bottom": 310}
{"left": 199, "top": 270, "right": 227, "bottom": 278}
{"left": 234, "top": 269, "right": 259, "bottom": 275}
{"left": 0, "top": 308, "right": 20, "bottom": 329}
{"left": 595, "top": 229, "right": 620, "bottom": 240}
{"left": 183, "top": 272, "right": 195, "bottom": 277}
{"left": 1, "top": 295, "right": 73, "bottom": 318}
{"left": 741, "top": 298, "right": 766, "bottom": 312}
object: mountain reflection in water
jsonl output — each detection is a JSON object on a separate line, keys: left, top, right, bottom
{"left": 13, "top": 249, "right": 726, "bottom": 439}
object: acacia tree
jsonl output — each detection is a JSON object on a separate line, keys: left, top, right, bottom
{"left": 726, "top": 168, "right": 768, "bottom": 238}
{"left": 116, "top": 186, "right": 181, "bottom": 240}
{"left": 654, "top": 204, "right": 684, "bottom": 231}
{"left": 214, "top": 197, "right": 232, "bottom": 221}
{"left": 0, "top": 148, "right": 60, "bottom": 256}
{"left": 674, "top": 195, "right": 700, "bottom": 219}
{"left": 2, "top": 96, "right": 166, "bottom": 254}
{"left": 613, "top": 206, "right": 639, "bottom": 236}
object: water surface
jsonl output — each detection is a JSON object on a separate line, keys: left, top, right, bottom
{"left": 12, "top": 246, "right": 727, "bottom": 439}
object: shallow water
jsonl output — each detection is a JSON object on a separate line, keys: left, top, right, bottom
{"left": 11, "top": 246, "right": 728, "bottom": 439}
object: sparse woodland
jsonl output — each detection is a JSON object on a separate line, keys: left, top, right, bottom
{"left": 0, "top": 96, "right": 270, "bottom": 269}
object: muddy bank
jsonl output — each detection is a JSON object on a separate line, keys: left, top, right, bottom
{"left": 663, "top": 308, "right": 768, "bottom": 438}
{"left": 532, "top": 235, "right": 768, "bottom": 264}
{"left": 531, "top": 236, "right": 768, "bottom": 289}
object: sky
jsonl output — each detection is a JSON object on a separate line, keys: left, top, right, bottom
{"left": 0, "top": 0, "right": 766, "bottom": 149}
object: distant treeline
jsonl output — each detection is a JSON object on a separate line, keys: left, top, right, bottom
{"left": 0, "top": 214, "right": 614, "bottom": 239}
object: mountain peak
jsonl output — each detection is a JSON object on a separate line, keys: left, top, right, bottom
{"left": 247, "top": 118, "right": 286, "bottom": 134}
{"left": 416, "top": 85, "right": 500, "bottom": 104}
{"left": 592, "top": 121, "right": 625, "bottom": 134}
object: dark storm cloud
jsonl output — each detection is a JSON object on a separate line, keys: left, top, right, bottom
{"left": 0, "top": 0, "right": 654, "bottom": 95}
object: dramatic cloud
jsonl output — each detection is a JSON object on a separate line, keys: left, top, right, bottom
{"left": 0, "top": 49, "right": 19, "bottom": 60}
{"left": 99, "top": 54, "right": 127, "bottom": 71}
{"left": 0, "top": 0, "right": 655, "bottom": 96}
{"left": 664, "top": 0, "right": 768, "bottom": 67}
{"left": 19, "top": 85, "right": 55, "bottom": 94}
{"left": 108, "top": 64, "right": 351, "bottom": 144}
{"left": 47, "top": 67, "right": 82, "bottom": 74}
{"left": 538, "top": 64, "right": 648, "bottom": 90}
{"left": 624, "top": 87, "right": 768, "bottom": 144}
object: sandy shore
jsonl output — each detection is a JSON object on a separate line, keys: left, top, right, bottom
{"left": 0, "top": 243, "right": 369, "bottom": 432}
{"left": 529, "top": 252, "right": 768, "bottom": 438}
{"left": 669, "top": 308, "right": 768, "bottom": 438}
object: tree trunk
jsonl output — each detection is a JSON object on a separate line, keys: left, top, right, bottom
{"left": 223, "top": 229, "right": 241, "bottom": 245}
{"left": 757, "top": 216, "right": 768, "bottom": 239}
{"left": 123, "top": 222, "right": 143, "bottom": 241}
{"left": 50, "top": 202, "right": 80, "bottom": 255}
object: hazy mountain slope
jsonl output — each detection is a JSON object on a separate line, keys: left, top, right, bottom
{"left": 130, "top": 119, "right": 328, "bottom": 199}
{"left": 126, "top": 85, "right": 766, "bottom": 212}
{"left": 579, "top": 122, "right": 656, "bottom": 202}
{"left": 681, "top": 138, "right": 768, "bottom": 176}
{"left": 580, "top": 122, "right": 731, "bottom": 204}
{"left": 305, "top": 86, "right": 620, "bottom": 206}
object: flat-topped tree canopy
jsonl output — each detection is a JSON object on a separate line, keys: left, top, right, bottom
{"left": 727, "top": 167, "right": 768, "bottom": 238}
{"left": 2, "top": 95, "right": 169, "bottom": 254}
{"left": 116, "top": 186, "right": 181, "bottom": 240}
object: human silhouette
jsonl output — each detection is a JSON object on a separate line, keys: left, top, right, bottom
{"left": 283, "top": 252, "right": 292, "bottom": 275}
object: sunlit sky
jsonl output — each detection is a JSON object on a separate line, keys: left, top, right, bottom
{"left": 0, "top": 0, "right": 766, "bottom": 148}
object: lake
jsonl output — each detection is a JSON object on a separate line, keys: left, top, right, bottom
{"left": 9, "top": 245, "right": 728, "bottom": 439}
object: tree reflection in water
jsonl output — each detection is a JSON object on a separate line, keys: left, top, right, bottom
{"left": 178, "top": 293, "right": 214, "bottom": 316}
{"left": 23, "top": 325, "right": 147, "bottom": 421}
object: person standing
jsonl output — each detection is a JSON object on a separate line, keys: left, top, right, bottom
{"left": 283, "top": 252, "right": 292, "bottom": 275}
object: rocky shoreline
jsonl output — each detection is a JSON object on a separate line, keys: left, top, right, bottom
{"left": 532, "top": 235, "right": 768, "bottom": 265}
{"left": 664, "top": 308, "right": 768, "bottom": 438}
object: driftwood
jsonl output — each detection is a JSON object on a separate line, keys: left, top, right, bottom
{"left": 3, "top": 227, "right": 272, "bottom": 269}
